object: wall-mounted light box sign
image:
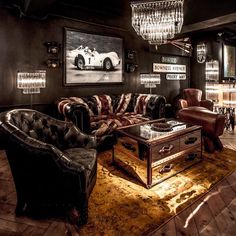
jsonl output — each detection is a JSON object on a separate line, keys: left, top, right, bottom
{"left": 140, "top": 73, "right": 161, "bottom": 88}
{"left": 153, "top": 63, "right": 186, "bottom": 73}
{"left": 17, "top": 70, "right": 46, "bottom": 94}
{"left": 166, "top": 74, "right": 186, "bottom": 80}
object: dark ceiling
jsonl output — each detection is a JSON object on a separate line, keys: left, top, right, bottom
{"left": 1, "top": 0, "right": 236, "bottom": 38}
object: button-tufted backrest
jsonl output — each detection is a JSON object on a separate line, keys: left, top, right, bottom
{"left": 4, "top": 109, "right": 94, "bottom": 150}
{"left": 183, "top": 88, "right": 202, "bottom": 107}
{"left": 8, "top": 110, "right": 66, "bottom": 148}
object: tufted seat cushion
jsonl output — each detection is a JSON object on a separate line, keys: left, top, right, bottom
{"left": 63, "top": 148, "right": 97, "bottom": 192}
{"left": 64, "top": 148, "right": 97, "bottom": 175}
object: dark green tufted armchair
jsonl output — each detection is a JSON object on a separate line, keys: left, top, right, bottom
{"left": 0, "top": 109, "right": 97, "bottom": 225}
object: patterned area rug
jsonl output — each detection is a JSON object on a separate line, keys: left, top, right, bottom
{"left": 79, "top": 148, "right": 236, "bottom": 236}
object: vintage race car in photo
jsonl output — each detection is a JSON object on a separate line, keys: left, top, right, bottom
{"left": 67, "top": 46, "right": 120, "bottom": 71}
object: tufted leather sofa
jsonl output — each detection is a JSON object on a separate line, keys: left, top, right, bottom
{"left": 56, "top": 93, "right": 166, "bottom": 150}
{"left": 0, "top": 109, "right": 97, "bottom": 225}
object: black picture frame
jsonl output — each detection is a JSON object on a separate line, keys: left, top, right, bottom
{"left": 223, "top": 43, "right": 236, "bottom": 79}
{"left": 64, "top": 27, "right": 124, "bottom": 86}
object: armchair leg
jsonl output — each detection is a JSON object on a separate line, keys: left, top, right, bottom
{"left": 78, "top": 199, "right": 88, "bottom": 225}
{"left": 214, "top": 137, "right": 224, "bottom": 151}
{"left": 15, "top": 200, "right": 25, "bottom": 216}
{"left": 68, "top": 207, "right": 79, "bottom": 225}
{"left": 203, "top": 136, "right": 215, "bottom": 153}
{"left": 68, "top": 200, "right": 88, "bottom": 226}
{"left": 204, "top": 136, "right": 223, "bottom": 153}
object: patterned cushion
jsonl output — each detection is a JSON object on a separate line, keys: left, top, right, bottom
{"left": 91, "top": 113, "right": 149, "bottom": 137}
{"left": 134, "top": 94, "right": 152, "bottom": 115}
{"left": 93, "top": 95, "right": 113, "bottom": 115}
{"left": 114, "top": 93, "right": 132, "bottom": 113}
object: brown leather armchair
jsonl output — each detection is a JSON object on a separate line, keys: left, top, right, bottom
{"left": 177, "top": 89, "right": 225, "bottom": 153}
{"left": 0, "top": 109, "right": 97, "bottom": 225}
{"left": 178, "top": 88, "right": 214, "bottom": 111}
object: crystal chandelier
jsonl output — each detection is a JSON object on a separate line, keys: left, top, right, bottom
{"left": 131, "top": 0, "right": 184, "bottom": 46}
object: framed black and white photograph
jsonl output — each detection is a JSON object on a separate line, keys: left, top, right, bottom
{"left": 223, "top": 44, "right": 236, "bottom": 78}
{"left": 64, "top": 28, "right": 124, "bottom": 85}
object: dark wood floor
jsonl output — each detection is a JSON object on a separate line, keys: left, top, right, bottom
{"left": 0, "top": 129, "right": 235, "bottom": 236}
{"left": 151, "top": 128, "right": 236, "bottom": 236}
{"left": 151, "top": 174, "right": 236, "bottom": 236}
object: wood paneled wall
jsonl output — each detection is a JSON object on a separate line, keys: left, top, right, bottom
{"left": 0, "top": 8, "right": 190, "bottom": 115}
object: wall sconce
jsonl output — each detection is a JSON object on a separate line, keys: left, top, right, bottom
{"left": 140, "top": 73, "right": 160, "bottom": 93}
{"left": 17, "top": 70, "right": 46, "bottom": 94}
{"left": 197, "top": 43, "right": 207, "bottom": 63}
{"left": 44, "top": 41, "right": 61, "bottom": 54}
{"left": 126, "top": 63, "right": 138, "bottom": 73}
{"left": 125, "top": 50, "right": 138, "bottom": 73}
{"left": 44, "top": 41, "right": 61, "bottom": 68}
{"left": 205, "top": 60, "right": 219, "bottom": 82}
{"left": 126, "top": 50, "right": 136, "bottom": 60}
{"left": 46, "top": 59, "right": 61, "bottom": 68}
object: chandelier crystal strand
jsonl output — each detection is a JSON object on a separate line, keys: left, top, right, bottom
{"left": 131, "top": 0, "right": 184, "bottom": 46}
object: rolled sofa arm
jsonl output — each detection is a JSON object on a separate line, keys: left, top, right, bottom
{"left": 57, "top": 98, "right": 91, "bottom": 133}
{"left": 178, "top": 99, "right": 188, "bottom": 109}
{"left": 145, "top": 95, "right": 166, "bottom": 119}
{"left": 200, "top": 100, "right": 214, "bottom": 111}
{"left": 63, "top": 124, "right": 97, "bottom": 149}
{"left": 65, "top": 103, "right": 91, "bottom": 133}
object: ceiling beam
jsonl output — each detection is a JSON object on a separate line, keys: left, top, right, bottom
{"left": 22, "top": 0, "right": 58, "bottom": 15}
{"left": 182, "top": 12, "right": 236, "bottom": 33}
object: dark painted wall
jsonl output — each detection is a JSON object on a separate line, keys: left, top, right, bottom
{"left": 0, "top": 8, "right": 190, "bottom": 114}
{"left": 190, "top": 33, "right": 223, "bottom": 99}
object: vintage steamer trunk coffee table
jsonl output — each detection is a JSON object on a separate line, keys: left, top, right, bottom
{"left": 112, "top": 118, "right": 202, "bottom": 188}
